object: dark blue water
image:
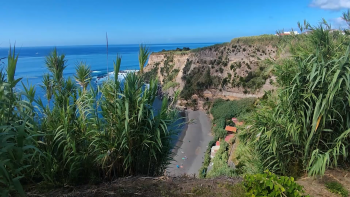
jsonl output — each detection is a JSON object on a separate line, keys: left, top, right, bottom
{"left": 0, "top": 43, "right": 217, "bottom": 96}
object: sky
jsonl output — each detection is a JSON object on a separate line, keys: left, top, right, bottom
{"left": 0, "top": 0, "right": 349, "bottom": 47}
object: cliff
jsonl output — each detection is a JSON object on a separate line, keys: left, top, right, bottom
{"left": 143, "top": 35, "right": 288, "bottom": 107}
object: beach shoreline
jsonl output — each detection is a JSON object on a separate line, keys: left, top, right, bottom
{"left": 167, "top": 109, "right": 213, "bottom": 177}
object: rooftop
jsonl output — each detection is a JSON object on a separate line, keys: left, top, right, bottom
{"left": 225, "top": 126, "right": 237, "bottom": 133}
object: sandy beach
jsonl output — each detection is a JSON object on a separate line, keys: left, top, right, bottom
{"left": 167, "top": 110, "right": 213, "bottom": 177}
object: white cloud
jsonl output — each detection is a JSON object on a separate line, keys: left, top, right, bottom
{"left": 331, "top": 17, "right": 348, "bottom": 28}
{"left": 310, "top": 0, "right": 350, "bottom": 10}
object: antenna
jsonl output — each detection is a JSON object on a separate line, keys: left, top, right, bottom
{"left": 106, "top": 32, "right": 109, "bottom": 79}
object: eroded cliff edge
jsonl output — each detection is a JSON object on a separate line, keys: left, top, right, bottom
{"left": 143, "top": 35, "right": 289, "bottom": 109}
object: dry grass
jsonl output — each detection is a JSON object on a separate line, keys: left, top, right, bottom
{"left": 297, "top": 169, "right": 350, "bottom": 197}
{"left": 26, "top": 176, "right": 244, "bottom": 197}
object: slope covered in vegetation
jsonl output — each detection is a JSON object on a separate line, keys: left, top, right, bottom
{"left": 234, "top": 15, "right": 350, "bottom": 178}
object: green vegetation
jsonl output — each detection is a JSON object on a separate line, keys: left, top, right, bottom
{"left": 163, "top": 81, "right": 179, "bottom": 90}
{"left": 210, "top": 98, "right": 255, "bottom": 139}
{"left": 158, "top": 47, "right": 191, "bottom": 53}
{"left": 143, "top": 62, "right": 159, "bottom": 83}
{"left": 199, "top": 140, "right": 216, "bottom": 178}
{"left": 211, "top": 99, "right": 255, "bottom": 127}
{"left": 230, "top": 59, "right": 272, "bottom": 92}
{"left": 230, "top": 34, "right": 281, "bottom": 47}
{"left": 207, "top": 141, "right": 235, "bottom": 178}
{"left": 158, "top": 54, "right": 181, "bottom": 90}
{"left": 191, "top": 42, "right": 229, "bottom": 53}
{"left": 325, "top": 181, "right": 349, "bottom": 197}
{"left": 198, "top": 98, "right": 255, "bottom": 178}
{"left": 182, "top": 59, "right": 192, "bottom": 75}
{"left": 0, "top": 46, "right": 179, "bottom": 196}
{"left": 160, "top": 54, "right": 174, "bottom": 76}
{"left": 180, "top": 67, "right": 221, "bottom": 100}
{"left": 244, "top": 171, "right": 309, "bottom": 197}
{"left": 237, "top": 11, "right": 350, "bottom": 177}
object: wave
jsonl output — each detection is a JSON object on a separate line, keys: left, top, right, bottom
{"left": 94, "top": 70, "right": 139, "bottom": 85}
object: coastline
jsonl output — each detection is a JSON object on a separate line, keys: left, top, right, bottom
{"left": 167, "top": 109, "right": 213, "bottom": 177}
{"left": 170, "top": 110, "right": 188, "bottom": 158}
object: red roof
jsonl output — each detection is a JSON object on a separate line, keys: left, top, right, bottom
{"left": 225, "top": 126, "right": 237, "bottom": 132}
{"left": 232, "top": 118, "right": 244, "bottom": 126}
{"left": 225, "top": 134, "right": 234, "bottom": 142}
{"left": 236, "top": 121, "right": 244, "bottom": 126}
{"left": 216, "top": 141, "right": 220, "bottom": 146}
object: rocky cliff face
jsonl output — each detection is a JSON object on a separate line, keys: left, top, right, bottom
{"left": 144, "top": 35, "right": 285, "bottom": 107}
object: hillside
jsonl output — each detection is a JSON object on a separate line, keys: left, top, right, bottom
{"left": 143, "top": 35, "right": 288, "bottom": 107}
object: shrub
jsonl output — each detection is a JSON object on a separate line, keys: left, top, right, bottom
{"left": 230, "top": 63, "right": 235, "bottom": 70}
{"left": 247, "top": 64, "right": 251, "bottom": 70}
{"left": 163, "top": 81, "right": 179, "bottom": 90}
{"left": 180, "top": 68, "right": 217, "bottom": 100}
{"left": 143, "top": 63, "right": 159, "bottom": 82}
{"left": 244, "top": 171, "right": 309, "bottom": 197}
{"left": 182, "top": 59, "right": 192, "bottom": 75}
{"left": 325, "top": 181, "right": 349, "bottom": 197}
{"left": 242, "top": 14, "right": 350, "bottom": 177}
{"left": 199, "top": 140, "right": 216, "bottom": 178}
{"left": 207, "top": 141, "right": 235, "bottom": 178}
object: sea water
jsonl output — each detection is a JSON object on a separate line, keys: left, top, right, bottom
{"left": 0, "top": 43, "right": 213, "bottom": 149}
{"left": 0, "top": 43, "right": 216, "bottom": 97}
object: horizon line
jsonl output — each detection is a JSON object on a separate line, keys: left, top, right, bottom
{"left": 0, "top": 41, "right": 224, "bottom": 49}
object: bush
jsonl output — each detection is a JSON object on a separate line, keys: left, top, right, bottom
{"left": 227, "top": 73, "right": 232, "bottom": 79}
{"left": 182, "top": 59, "right": 192, "bottom": 75}
{"left": 244, "top": 171, "right": 309, "bottom": 197}
{"left": 198, "top": 140, "right": 216, "bottom": 178}
{"left": 143, "top": 62, "right": 159, "bottom": 82}
{"left": 210, "top": 98, "right": 256, "bottom": 122}
{"left": 207, "top": 141, "right": 235, "bottom": 178}
{"left": 230, "top": 63, "right": 235, "bottom": 70}
{"left": 180, "top": 67, "right": 216, "bottom": 100}
{"left": 241, "top": 13, "right": 350, "bottom": 177}
{"left": 163, "top": 81, "right": 179, "bottom": 90}
{"left": 325, "top": 181, "right": 349, "bottom": 197}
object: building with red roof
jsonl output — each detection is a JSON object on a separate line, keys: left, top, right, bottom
{"left": 225, "top": 134, "right": 234, "bottom": 143}
{"left": 225, "top": 125, "right": 237, "bottom": 133}
{"left": 232, "top": 117, "right": 244, "bottom": 126}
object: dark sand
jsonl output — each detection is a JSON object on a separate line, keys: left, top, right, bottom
{"left": 167, "top": 110, "right": 213, "bottom": 177}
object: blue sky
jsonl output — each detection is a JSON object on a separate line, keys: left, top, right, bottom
{"left": 0, "top": 0, "right": 349, "bottom": 46}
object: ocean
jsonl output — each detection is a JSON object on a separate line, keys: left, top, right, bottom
{"left": 0, "top": 43, "right": 216, "bottom": 96}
